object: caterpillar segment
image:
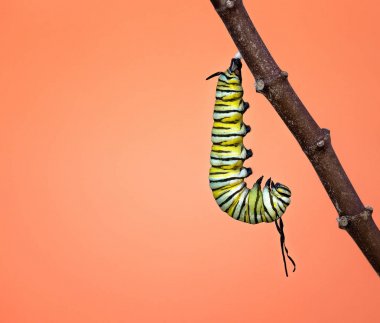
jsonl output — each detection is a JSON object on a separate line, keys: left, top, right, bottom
{"left": 207, "top": 57, "right": 296, "bottom": 276}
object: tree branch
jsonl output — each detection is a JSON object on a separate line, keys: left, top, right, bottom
{"left": 210, "top": 0, "right": 380, "bottom": 275}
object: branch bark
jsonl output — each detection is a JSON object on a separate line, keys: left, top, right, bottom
{"left": 210, "top": 0, "right": 380, "bottom": 275}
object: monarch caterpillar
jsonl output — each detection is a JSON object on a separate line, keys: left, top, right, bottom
{"left": 207, "top": 55, "right": 296, "bottom": 276}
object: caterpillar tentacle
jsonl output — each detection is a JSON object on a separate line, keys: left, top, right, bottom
{"left": 208, "top": 57, "right": 296, "bottom": 276}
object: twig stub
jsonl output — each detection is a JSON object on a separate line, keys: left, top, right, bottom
{"left": 226, "top": 0, "right": 235, "bottom": 9}
{"left": 338, "top": 207, "right": 374, "bottom": 230}
{"left": 304, "top": 128, "right": 331, "bottom": 156}
{"left": 212, "top": 0, "right": 238, "bottom": 12}
{"left": 255, "top": 71, "right": 289, "bottom": 93}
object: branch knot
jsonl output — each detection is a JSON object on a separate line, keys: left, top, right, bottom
{"left": 212, "top": 0, "right": 239, "bottom": 12}
{"left": 255, "top": 71, "right": 288, "bottom": 93}
{"left": 337, "top": 206, "right": 374, "bottom": 229}
{"left": 304, "top": 128, "right": 330, "bottom": 156}
{"left": 226, "top": 0, "right": 235, "bottom": 8}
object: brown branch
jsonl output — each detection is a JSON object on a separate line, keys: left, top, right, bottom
{"left": 210, "top": 0, "right": 380, "bottom": 275}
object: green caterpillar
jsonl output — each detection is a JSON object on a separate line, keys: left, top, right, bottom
{"left": 207, "top": 56, "right": 296, "bottom": 276}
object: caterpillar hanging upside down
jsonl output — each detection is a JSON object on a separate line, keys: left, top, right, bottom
{"left": 207, "top": 55, "right": 296, "bottom": 276}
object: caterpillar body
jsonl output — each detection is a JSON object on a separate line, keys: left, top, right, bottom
{"left": 207, "top": 57, "right": 296, "bottom": 276}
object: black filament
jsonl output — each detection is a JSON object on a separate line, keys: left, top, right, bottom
{"left": 275, "top": 217, "right": 296, "bottom": 277}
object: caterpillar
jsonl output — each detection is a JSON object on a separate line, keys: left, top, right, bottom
{"left": 207, "top": 55, "right": 296, "bottom": 276}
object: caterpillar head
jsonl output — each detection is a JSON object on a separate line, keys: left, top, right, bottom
{"left": 206, "top": 57, "right": 242, "bottom": 81}
{"left": 228, "top": 58, "right": 242, "bottom": 80}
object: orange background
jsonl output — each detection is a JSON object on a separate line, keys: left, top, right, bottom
{"left": 1, "top": 1, "right": 379, "bottom": 322}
